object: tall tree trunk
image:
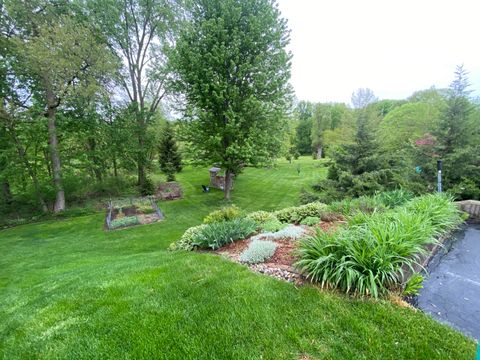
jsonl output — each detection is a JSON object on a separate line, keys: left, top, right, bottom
{"left": 137, "top": 112, "right": 147, "bottom": 192}
{"left": 112, "top": 153, "right": 118, "bottom": 178}
{"left": 46, "top": 92, "right": 65, "bottom": 212}
{"left": 224, "top": 169, "right": 234, "bottom": 200}
{"left": 316, "top": 145, "right": 323, "bottom": 159}
{"left": 2, "top": 180, "right": 12, "bottom": 205}
{"left": 87, "top": 137, "right": 103, "bottom": 182}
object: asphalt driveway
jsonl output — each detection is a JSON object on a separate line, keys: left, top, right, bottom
{"left": 418, "top": 224, "right": 480, "bottom": 339}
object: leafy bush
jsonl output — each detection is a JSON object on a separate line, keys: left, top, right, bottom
{"left": 261, "top": 218, "right": 287, "bottom": 232}
{"left": 300, "top": 216, "right": 320, "bottom": 226}
{"left": 111, "top": 216, "right": 139, "bottom": 229}
{"left": 239, "top": 240, "right": 277, "bottom": 264}
{"left": 403, "top": 273, "right": 424, "bottom": 297}
{"left": 246, "top": 210, "right": 277, "bottom": 224}
{"left": 203, "top": 205, "right": 242, "bottom": 224}
{"left": 296, "top": 194, "right": 463, "bottom": 298}
{"left": 450, "top": 178, "right": 480, "bottom": 200}
{"left": 169, "top": 224, "right": 207, "bottom": 251}
{"left": 374, "top": 189, "right": 413, "bottom": 208}
{"left": 192, "top": 218, "right": 257, "bottom": 250}
{"left": 274, "top": 202, "right": 326, "bottom": 223}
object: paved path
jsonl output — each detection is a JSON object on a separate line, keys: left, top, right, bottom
{"left": 418, "top": 224, "right": 480, "bottom": 339}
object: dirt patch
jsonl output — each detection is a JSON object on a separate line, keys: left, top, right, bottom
{"left": 268, "top": 240, "right": 298, "bottom": 266}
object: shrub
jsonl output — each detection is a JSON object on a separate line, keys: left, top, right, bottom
{"left": 169, "top": 224, "right": 207, "bottom": 251}
{"left": 374, "top": 189, "right": 413, "bottom": 208}
{"left": 274, "top": 202, "right": 327, "bottom": 223}
{"left": 261, "top": 218, "right": 287, "bottom": 232}
{"left": 239, "top": 240, "right": 277, "bottom": 264}
{"left": 246, "top": 210, "right": 277, "bottom": 224}
{"left": 296, "top": 194, "right": 463, "bottom": 298}
{"left": 192, "top": 218, "right": 257, "bottom": 250}
{"left": 203, "top": 205, "right": 242, "bottom": 224}
{"left": 403, "top": 273, "right": 424, "bottom": 297}
{"left": 111, "top": 216, "right": 139, "bottom": 229}
{"left": 300, "top": 216, "right": 320, "bottom": 226}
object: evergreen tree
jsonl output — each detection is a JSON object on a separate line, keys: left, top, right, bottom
{"left": 158, "top": 123, "right": 182, "bottom": 182}
{"left": 309, "top": 108, "right": 400, "bottom": 202}
{"left": 435, "top": 65, "right": 473, "bottom": 156}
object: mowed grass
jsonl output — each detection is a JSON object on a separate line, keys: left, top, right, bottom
{"left": 0, "top": 157, "right": 476, "bottom": 359}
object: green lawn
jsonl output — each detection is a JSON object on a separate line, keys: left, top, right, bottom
{"left": 0, "top": 157, "right": 476, "bottom": 359}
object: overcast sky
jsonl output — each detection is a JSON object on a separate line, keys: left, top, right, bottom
{"left": 277, "top": 0, "right": 480, "bottom": 104}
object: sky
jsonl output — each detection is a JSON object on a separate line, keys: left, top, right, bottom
{"left": 277, "top": 0, "right": 480, "bottom": 104}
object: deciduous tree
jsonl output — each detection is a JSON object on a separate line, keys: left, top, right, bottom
{"left": 170, "top": 0, "right": 292, "bottom": 199}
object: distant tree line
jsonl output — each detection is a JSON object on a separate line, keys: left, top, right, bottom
{"left": 291, "top": 66, "right": 480, "bottom": 202}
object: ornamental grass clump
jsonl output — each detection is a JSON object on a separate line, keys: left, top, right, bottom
{"left": 374, "top": 189, "right": 413, "bottom": 208}
{"left": 239, "top": 240, "right": 277, "bottom": 264}
{"left": 296, "top": 193, "right": 464, "bottom": 298}
{"left": 404, "top": 193, "right": 464, "bottom": 235}
{"left": 192, "top": 218, "right": 257, "bottom": 250}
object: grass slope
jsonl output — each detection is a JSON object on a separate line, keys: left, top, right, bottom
{"left": 0, "top": 158, "right": 476, "bottom": 359}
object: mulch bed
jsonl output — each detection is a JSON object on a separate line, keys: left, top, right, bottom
{"left": 215, "top": 221, "right": 342, "bottom": 285}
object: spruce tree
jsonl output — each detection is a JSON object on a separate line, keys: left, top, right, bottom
{"left": 158, "top": 123, "right": 182, "bottom": 182}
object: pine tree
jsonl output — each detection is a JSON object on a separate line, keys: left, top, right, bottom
{"left": 435, "top": 65, "right": 473, "bottom": 156}
{"left": 158, "top": 123, "right": 182, "bottom": 182}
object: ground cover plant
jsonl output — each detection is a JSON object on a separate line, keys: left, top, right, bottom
{"left": 0, "top": 159, "right": 476, "bottom": 359}
{"left": 239, "top": 240, "right": 277, "bottom": 264}
{"left": 296, "top": 193, "right": 464, "bottom": 298}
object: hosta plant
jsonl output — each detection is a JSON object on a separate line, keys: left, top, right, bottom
{"left": 169, "top": 224, "right": 207, "bottom": 251}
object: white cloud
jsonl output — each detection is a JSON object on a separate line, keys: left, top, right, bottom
{"left": 277, "top": 0, "right": 480, "bottom": 104}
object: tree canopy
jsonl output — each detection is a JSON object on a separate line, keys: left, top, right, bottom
{"left": 169, "top": 0, "right": 292, "bottom": 199}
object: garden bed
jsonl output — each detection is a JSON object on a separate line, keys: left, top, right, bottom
{"left": 155, "top": 182, "right": 183, "bottom": 201}
{"left": 105, "top": 197, "right": 164, "bottom": 230}
{"left": 215, "top": 221, "right": 341, "bottom": 284}
{"left": 171, "top": 192, "right": 465, "bottom": 300}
